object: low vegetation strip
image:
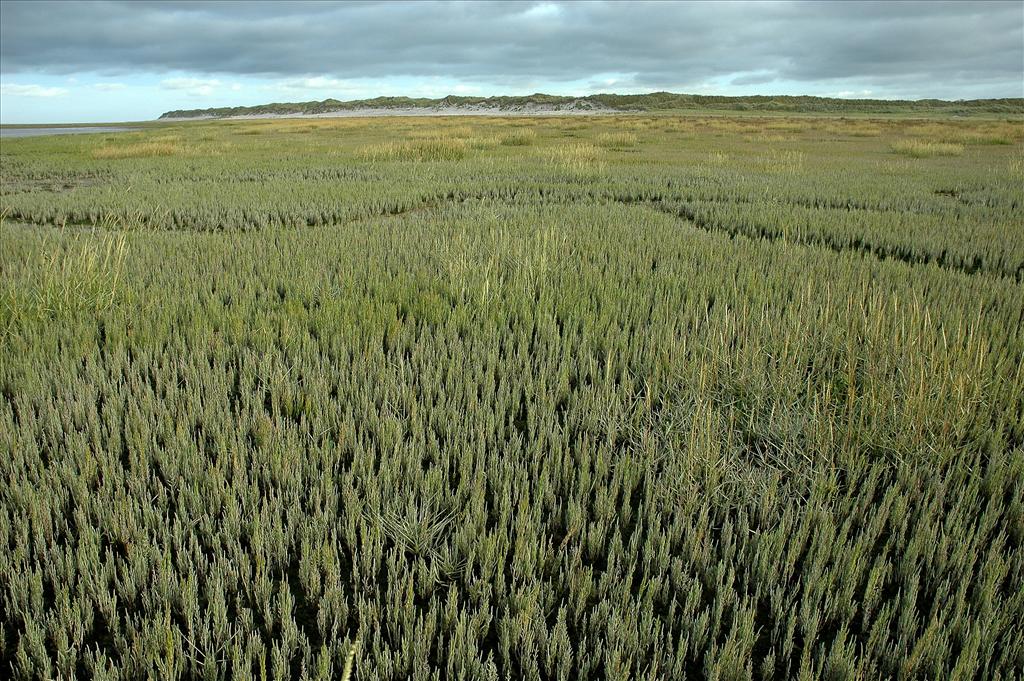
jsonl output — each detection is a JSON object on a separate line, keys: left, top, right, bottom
{"left": 1, "top": 113, "right": 1022, "bottom": 679}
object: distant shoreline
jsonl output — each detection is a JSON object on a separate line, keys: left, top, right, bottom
{"left": 0, "top": 126, "right": 136, "bottom": 139}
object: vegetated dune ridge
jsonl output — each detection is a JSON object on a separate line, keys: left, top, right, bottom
{"left": 158, "top": 91, "right": 1024, "bottom": 119}
{"left": 165, "top": 104, "right": 616, "bottom": 121}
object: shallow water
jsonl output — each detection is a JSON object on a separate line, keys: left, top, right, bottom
{"left": 0, "top": 126, "right": 133, "bottom": 139}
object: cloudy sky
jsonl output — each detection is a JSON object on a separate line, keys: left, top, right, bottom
{"left": 1, "top": 0, "right": 1021, "bottom": 123}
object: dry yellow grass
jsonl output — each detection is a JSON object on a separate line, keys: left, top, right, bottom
{"left": 408, "top": 124, "right": 476, "bottom": 140}
{"left": 357, "top": 137, "right": 467, "bottom": 162}
{"left": 818, "top": 122, "right": 884, "bottom": 137}
{"left": 92, "top": 142, "right": 183, "bottom": 159}
{"left": 756, "top": 149, "right": 807, "bottom": 173}
{"left": 596, "top": 131, "right": 639, "bottom": 148}
{"left": 941, "top": 131, "right": 1013, "bottom": 146}
{"left": 745, "top": 133, "right": 792, "bottom": 144}
{"left": 763, "top": 121, "right": 809, "bottom": 133}
{"left": 1009, "top": 152, "right": 1024, "bottom": 179}
{"left": 891, "top": 140, "right": 965, "bottom": 158}
{"left": 466, "top": 135, "right": 501, "bottom": 150}
{"left": 659, "top": 119, "right": 700, "bottom": 134}
{"left": 547, "top": 142, "right": 603, "bottom": 168}
{"left": 440, "top": 125, "right": 476, "bottom": 139}
{"left": 499, "top": 129, "right": 537, "bottom": 146}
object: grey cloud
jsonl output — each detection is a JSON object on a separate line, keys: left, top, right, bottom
{"left": 2, "top": 1, "right": 1021, "bottom": 98}
{"left": 730, "top": 73, "right": 781, "bottom": 87}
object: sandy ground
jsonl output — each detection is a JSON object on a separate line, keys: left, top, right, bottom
{"left": 0, "top": 126, "right": 135, "bottom": 138}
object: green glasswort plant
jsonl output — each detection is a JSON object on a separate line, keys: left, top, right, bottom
{"left": 0, "top": 112, "right": 1022, "bottom": 680}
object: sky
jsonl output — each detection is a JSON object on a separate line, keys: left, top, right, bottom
{"left": 1, "top": 0, "right": 1022, "bottom": 123}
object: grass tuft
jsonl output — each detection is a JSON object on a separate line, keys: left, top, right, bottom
{"left": 499, "top": 129, "right": 538, "bottom": 146}
{"left": 890, "top": 140, "right": 965, "bottom": 158}
{"left": 596, "top": 131, "right": 639, "bottom": 148}
{"left": 92, "top": 142, "right": 183, "bottom": 159}
{"left": 358, "top": 137, "right": 467, "bottom": 162}
{"left": 547, "top": 142, "right": 605, "bottom": 175}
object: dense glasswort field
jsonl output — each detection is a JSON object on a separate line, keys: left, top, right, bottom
{"left": 1, "top": 114, "right": 1023, "bottom": 679}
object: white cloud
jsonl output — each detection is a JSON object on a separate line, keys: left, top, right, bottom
{"left": 275, "top": 76, "right": 354, "bottom": 92}
{"left": 832, "top": 90, "right": 875, "bottom": 98}
{"left": 0, "top": 83, "right": 68, "bottom": 97}
{"left": 523, "top": 3, "right": 561, "bottom": 21}
{"left": 161, "top": 77, "right": 220, "bottom": 89}
{"left": 161, "top": 77, "right": 221, "bottom": 96}
{"left": 94, "top": 82, "right": 127, "bottom": 91}
{"left": 299, "top": 77, "right": 346, "bottom": 89}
